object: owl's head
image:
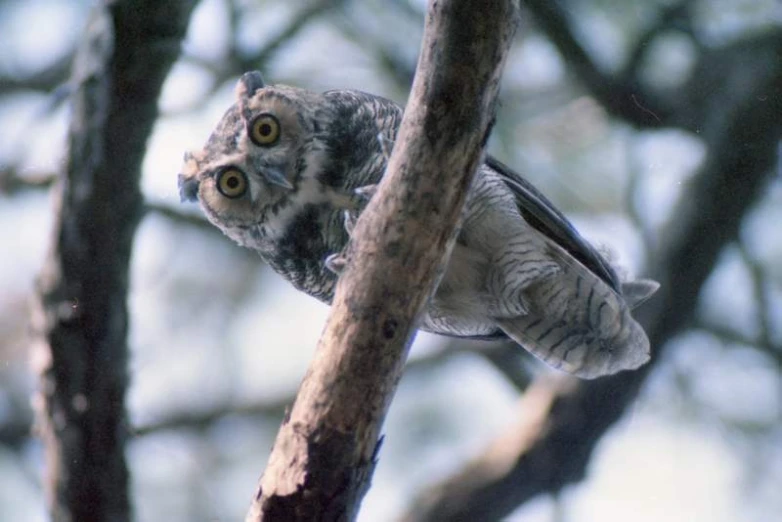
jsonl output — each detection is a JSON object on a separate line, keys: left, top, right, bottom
{"left": 178, "top": 71, "right": 326, "bottom": 234}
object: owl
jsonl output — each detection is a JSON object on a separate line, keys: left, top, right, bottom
{"left": 178, "top": 71, "right": 658, "bottom": 379}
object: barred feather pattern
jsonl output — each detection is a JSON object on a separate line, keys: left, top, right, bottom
{"left": 178, "top": 71, "right": 658, "bottom": 379}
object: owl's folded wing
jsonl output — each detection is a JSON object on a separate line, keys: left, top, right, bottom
{"left": 485, "top": 155, "right": 622, "bottom": 294}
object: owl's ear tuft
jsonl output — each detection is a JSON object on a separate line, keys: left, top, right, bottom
{"left": 237, "top": 71, "right": 266, "bottom": 101}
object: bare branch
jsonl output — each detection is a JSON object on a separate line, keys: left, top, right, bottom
{"left": 332, "top": 12, "right": 415, "bottom": 92}
{"left": 144, "top": 201, "right": 215, "bottom": 231}
{"left": 402, "top": 375, "right": 586, "bottom": 522}
{"left": 737, "top": 241, "right": 776, "bottom": 352}
{"left": 0, "top": 54, "right": 73, "bottom": 95}
{"left": 125, "top": 342, "right": 522, "bottom": 438}
{"left": 0, "top": 167, "right": 243, "bottom": 242}
{"left": 0, "top": 167, "right": 57, "bottom": 194}
{"left": 249, "top": 0, "right": 345, "bottom": 71}
{"left": 171, "top": 0, "right": 344, "bottom": 116}
{"left": 695, "top": 320, "right": 782, "bottom": 370}
{"left": 246, "top": 1, "right": 520, "bottom": 520}
{"left": 522, "top": 0, "right": 675, "bottom": 128}
{"left": 131, "top": 396, "right": 290, "bottom": 437}
{"left": 620, "top": 0, "right": 696, "bottom": 82}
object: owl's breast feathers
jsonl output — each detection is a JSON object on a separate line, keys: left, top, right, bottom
{"left": 260, "top": 91, "right": 402, "bottom": 300}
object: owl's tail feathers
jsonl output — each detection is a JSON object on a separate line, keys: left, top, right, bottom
{"left": 487, "top": 233, "right": 658, "bottom": 379}
{"left": 621, "top": 278, "right": 660, "bottom": 309}
{"left": 496, "top": 310, "right": 651, "bottom": 379}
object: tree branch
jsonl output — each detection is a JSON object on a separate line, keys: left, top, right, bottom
{"left": 246, "top": 1, "right": 520, "bottom": 520}
{"left": 737, "top": 240, "right": 776, "bottom": 353}
{"left": 694, "top": 321, "right": 781, "bottom": 368}
{"left": 29, "top": 2, "right": 196, "bottom": 521}
{"left": 0, "top": 167, "right": 58, "bottom": 194}
{"left": 171, "top": 0, "right": 345, "bottom": 116}
{"left": 522, "top": 0, "right": 675, "bottom": 128}
{"left": 123, "top": 340, "right": 527, "bottom": 440}
{"left": 619, "top": 0, "right": 696, "bottom": 83}
{"left": 131, "top": 396, "right": 290, "bottom": 437}
{"left": 0, "top": 53, "right": 73, "bottom": 95}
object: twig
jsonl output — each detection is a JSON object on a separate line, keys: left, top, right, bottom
{"left": 126, "top": 341, "right": 526, "bottom": 438}
{"left": 522, "top": 0, "right": 674, "bottom": 128}
{"left": 737, "top": 241, "right": 776, "bottom": 353}
{"left": 620, "top": 0, "right": 696, "bottom": 82}
{"left": 0, "top": 168, "right": 57, "bottom": 194}
{"left": 332, "top": 11, "right": 415, "bottom": 93}
{"left": 131, "top": 396, "right": 291, "bottom": 437}
{"left": 251, "top": 0, "right": 345, "bottom": 70}
{"left": 169, "top": 0, "right": 344, "bottom": 116}
{"left": 624, "top": 136, "right": 656, "bottom": 254}
{"left": 0, "top": 54, "right": 73, "bottom": 95}
{"left": 695, "top": 320, "right": 781, "bottom": 368}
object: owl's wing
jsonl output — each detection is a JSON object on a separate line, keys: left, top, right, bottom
{"left": 485, "top": 155, "right": 621, "bottom": 294}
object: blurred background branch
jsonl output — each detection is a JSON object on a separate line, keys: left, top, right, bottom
{"left": 29, "top": 1, "right": 196, "bottom": 521}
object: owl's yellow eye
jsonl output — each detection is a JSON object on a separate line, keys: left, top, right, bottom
{"left": 216, "top": 168, "right": 248, "bottom": 198}
{"left": 249, "top": 113, "right": 280, "bottom": 146}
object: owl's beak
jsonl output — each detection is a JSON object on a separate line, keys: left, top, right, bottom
{"left": 262, "top": 166, "right": 294, "bottom": 190}
{"left": 178, "top": 174, "right": 200, "bottom": 202}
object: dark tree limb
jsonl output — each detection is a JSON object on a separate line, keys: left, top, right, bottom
{"left": 0, "top": 167, "right": 58, "bottom": 194}
{"left": 736, "top": 241, "right": 776, "bottom": 352}
{"left": 400, "top": 30, "right": 782, "bottom": 522}
{"left": 246, "top": 1, "right": 520, "bottom": 521}
{"left": 333, "top": 10, "right": 416, "bottom": 92}
{"left": 171, "top": 0, "right": 345, "bottom": 116}
{"left": 0, "top": 53, "right": 73, "bottom": 95}
{"left": 132, "top": 396, "right": 290, "bottom": 437}
{"left": 522, "top": 0, "right": 676, "bottom": 128}
{"left": 29, "top": 1, "right": 196, "bottom": 521}
{"left": 620, "top": 0, "right": 696, "bottom": 83}
{"left": 0, "top": 167, "right": 241, "bottom": 239}
{"left": 695, "top": 321, "right": 781, "bottom": 368}
{"left": 244, "top": 0, "right": 345, "bottom": 72}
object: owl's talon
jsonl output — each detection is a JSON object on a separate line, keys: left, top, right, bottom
{"left": 341, "top": 185, "right": 377, "bottom": 211}
{"left": 343, "top": 210, "right": 357, "bottom": 235}
{"left": 354, "top": 184, "right": 378, "bottom": 201}
{"left": 325, "top": 253, "right": 347, "bottom": 274}
{"left": 377, "top": 134, "right": 395, "bottom": 160}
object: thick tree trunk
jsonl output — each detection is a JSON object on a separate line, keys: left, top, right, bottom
{"left": 31, "top": 2, "right": 195, "bottom": 521}
{"left": 246, "top": 1, "right": 520, "bottom": 520}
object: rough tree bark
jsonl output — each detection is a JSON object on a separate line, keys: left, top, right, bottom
{"left": 30, "top": 1, "right": 196, "bottom": 521}
{"left": 246, "top": 1, "right": 520, "bottom": 521}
